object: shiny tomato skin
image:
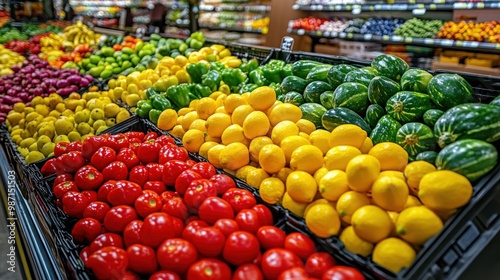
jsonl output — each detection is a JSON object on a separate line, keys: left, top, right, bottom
{"left": 252, "top": 204, "right": 274, "bottom": 226}
{"left": 71, "top": 217, "right": 103, "bottom": 244}
{"left": 155, "top": 135, "right": 176, "bottom": 147}
{"left": 96, "top": 180, "right": 116, "bottom": 204}
{"left": 86, "top": 246, "right": 128, "bottom": 280}
{"left": 186, "top": 258, "right": 232, "bottom": 280}
{"left": 149, "top": 271, "right": 181, "bottom": 280}
{"left": 284, "top": 232, "right": 316, "bottom": 260}
{"left": 143, "top": 131, "right": 158, "bottom": 141}
{"left": 82, "top": 190, "right": 98, "bottom": 203}
{"left": 305, "top": 252, "right": 337, "bottom": 279}
{"left": 128, "top": 165, "right": 150, "bottom": 187}
{"left": 147, "top": 163, "right": 164, "bottom": 181}
{"left": 175, "top": 169, "right": 203, "bottom": 196}
{"left": 198, "top": 197, "right": 234, "bottom": 225}
{"left": 103, "top": 205, "right": 139, "bottom": 233}
{"left": 123, "top": 220, "right": 143, "bottom": 248}
{"left": 232, "top": 263, "right": 264, "bottom": 280}
{"left": 222, "top": 188, "right": 257, "bottom": 214}
{"left": 116, "top": 148, "right": 140, "bottom": 171}
{"left": 79, "top": 246, "right": 91, "bottom": 265}
{"left": 144, "top": 181, "right": 167, "bottom": 195}
{"left": 102, "top": 161, "right": 129, "bottom": 182}
{"left": 210, "top": 174, "right": 236, "bottom": 196}
{"left": 184, "top": 179, "right": 217, "bottom": 213}
{"left": 171, "top": 217, "right": 185, "bottom": 238}
{"left": 107, "top": 134, "right": 129, "bottom": 152}
{"left": 213, "top": 218, "right": 240, "bottom": 238}
{"left": 158, "top": 144, "right": 189, "bottom": 164}
{"left": 107, "top": 180, "right": 143, "bottom": 206}
{"left": 261, "top": 248, "right": 303, "bottom": 280}
{"left": 256, "top": 226, "right": 286, "bottom": 250}
{"left": 89, "top": 233, "right": 124, "bottom": 253}
{"left": 124, "top": 132, "right": 145, "bottom": 142}
{"left": 190, "top": 162, "right": 216, "bottom": 179}
{"left": 157, "top": 238, "right": 198, "bottom": 275}
{"left": 161, "top": 195, "right": 189, "bottom": 220}
{"left": 53, "top": 181, "right": 79, "bottom": 200}
{"left": 126, "top": 244, "right": 158, "bottom": 274}
{"left": 321, "top": 266, "right": 365, "bottom": 280}
{"left": 140, "top": 212, "right": 175, "bottom": 248}
{"left": 90, "top": 146, "right": 117, "bottom": 171}
{"left": 235, "top": 209, "right": 261, "bottom": 234}
{"left": 138, "top": 140, "right": 161, "bottom": 164}
{"left": 134, "top": 190, "right": 163, "bottom": 218}
{"left": 62, "top": 191, "right": 90, "bottom": 218}
{"left": 53, "top": 173, "right": 73, "bottom": 188}
{"left": 160, "top": 190, "right": 177, "bottom": 203}
{"left": 162, "top": 160, "right": 191, "bottom": 187}
{"left": 192, "top": 227, "right": 226, "bottom": 257}
{"left": 222, "top": 231, "right": 260, "bottom": 266}
{"left": 182, "top": 220, "right": 209, "bottom": 243}
{"left": 278, "top": 267, "right": 309, "bottom": 280}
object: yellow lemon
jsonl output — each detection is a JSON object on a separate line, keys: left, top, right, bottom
{"left": 215, "top": 106, "right": 227, "bottom": 114}
{"left": 340, "top": 226, "right": 374, "bottom": 257}
{"left": 157, "top": 109, "right": 178, "bottom": 131}
{"left": 360, "top": 137, "right": 373, "bottom": 154}
{"left": 318, "top": 170, "right": 350, "bottom": 202}
{"left": 379, "top": 170, "right": 406, "bottom": 181}
{"left": 170, "top": 125, "right": 185, "bottom": 138}
{"left": 290, "top": 145, "right": 323, "bottom": 174}
{"left": 196, "top": 97, "right": 217, "bottom": 120}
{"left": 225, "top": 94, "right": 248, "bottom": 114}
{"left": 259, "top": 178, "right": 285, "bottom": 205}
{"left": 313, "top": 167, "right": 329, "bottom": 186}
{"left": 404, "top": 161, "right": 436, "bottom": 195}
{"left": 336, "top": 191, "right": 371, "bottom": 224}
{"left": 286, "top": 171, "right": 317, "bottom": 203}
{"left": 189, "top": 99, "right": 200, "bottom": 109}
{"left": 330, "top": 124, "right": 367, "bottom": 149}
{"left": 219, "top": 142, "right": 249, "bottom": 171}
{"left": 324, "top": 145, "right": 361, "bottom": 171}
{"left": 268, "top": 103, "right": 302, "bottom": 126}
{"left": 221, "top": 124, "right": 249, "bottom": 146}
{"left": 396, "top": 206, "right": 443, "bottom": 245}
{"left": 304, "top": 199, "right": 336, "bottom": 218}
{"left": 280, "top": 135, "right": 310, "bottom": 165}
{"left": 259, "top": 144, "right": 286, "bottom": 174}
{"left": 418, "top": 170, "right": 473, "bottom": 211}
{"left": 248, "top": 86, "right": 276, "bottom": 111}
{"left": 189, "top": 119, "right": 207, "bottom": 132}
{"left": 235, "top": 166, "right": 257, "bottom": 181}
{"left": 199, "top": 141, "right": 219, "bottom": 159}
{"left": 305, "top": 203, "right": 341, "bottom": 238}
{"left": 243, "top": 111, "right": 270, "bottom": 139}
{"left": 249, "top": 136, "right": 273, "bottom": 163}
{"left": 274, "top": 167, "right": 293, "bottom": 184}
{"left": 351, "top": 205, "right": 392, "bottom": 243}
{"left": 296, "top": 119, "right": 316, "bottom": 135}
{"left": 206, "top": 113, "right": 232, "bottom": 138}
{"left": 372, "top": 238, "right": 416, "bottom": 274}
{"left": 181, "top": 111, "right": 199, "bottom": 131}
{"left": 346, "top": 155, "right": 381, "bottom": 192}
{"left": 299, "top": 132, "right": 309, "bottom": 140}
{"left": 368, "top": 142, "right": 408, "bottom": 171}
{"left": 182, "top": 129, "right": 205, "bottom": 153}
{"left": 216, "top": 94, "right": 227, "bottom": 107}
{"left": 371, "top": 176, "right": 409, "bottom": 212}
{"left": 404, "top": 196, "right": 422, "bottom": 209}
{"left": 282, "top": 192, "right": 309, "bottom": 218}
{"left": 308, "top": 129, "right": 333, "bottom": 155}
{"left": 231, "top": 105, "right": 254, "bottom": 126}
{"left": 207, "top": 144, "right": 226, "bottom": 168}
{"left": 271, "top": 120, "right": 299, "bottom": 145}
{"left": 246, "top": 168, "right": 270, "bottom": 188}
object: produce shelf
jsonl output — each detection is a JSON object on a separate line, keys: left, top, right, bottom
{"left": 200, "top": 24, "right": 264, "bottom": 34}
{"left": 199, "top": 4, "right": 271, "bottom": 12}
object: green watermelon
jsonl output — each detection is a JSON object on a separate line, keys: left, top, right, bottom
{"left": 292, "top": 60, "right": 324, "bottom": 79}
{"left": 416, "top": 151, "right": 438, "bottom": 165}
{"left": 490, "top": 95, "right": 500, "bottom": 106}
{"left": 435, "top": 139, "right": 498, "bottom": 182}
{"left": 321, "top": 107, "right": 372, "bottom": 133}
{"left": 343, "top": 69, "right": 376, "bottom": 87}
{"left": 365, "top": 104, "right": 385, "bottom": 128}
{"left": 332, "top": 82, "right": 369, "bottom": 115}
{"left": 396, "top": 122, "right": 437, "bottom": 158}
{"left": 369, "top": 115, "right": 402, "bottom": 145}
{"left": 427, "top": 73, "right": 474, "bottom": 110}
{"left": 400, "top": 69, "right": 433, "bottom": 93}
{"left": 361, "top": 67, "right": 379, "bottom": 76}
{"left": 320, "top": 91, "right": 334, "bottom": 109}
{"left": 386, "top": 91, "right": 433, "bottom": 123}
{"left": 423, "top": 109, "right": 444, "bottom": 128}
{"left": 303, "top": 81, "right": 332, "bottom": 104}
{"left": 371, "top": 54, "right": 409, "bottom": 82}
{"left": 281, "top": 76, "right": 308, "bottom": 94}
{"left": 300, "top": 103, "right": 328, "bottom": 128}
{"left": 306, "top": 64, "right": 333, "bottom": 83}
{"left": 277, "top": 91, "right": 304, "bottom": 106}
{"left": 327, "top": 64, "right": 358, "bottom": 89}
{"left": 368, "top": 76, "right": 401, "bottom": 107}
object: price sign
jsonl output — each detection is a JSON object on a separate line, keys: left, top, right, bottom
{"left": 424, "top": 38, "right": 435, "bottom": 45}
{"left": 316, "top": 30, "right": 322, "bottom": 36}
{"left": 404, "top": 37, "right": 413, "bottom": 43}
{"left": 455, "top": 41, "right": 463, "bottom": 46}
{"left": 466, "top": 42, "right": 479, "bottom": 48}
{"left": 297, "top": 29, "right": 305, "bottom": 35}
{"left": 434, "top": 0, "right": 445, "bottom": 3}
{"left": 317, "top": 5, "right": 323, "bottom": 10}
{"left": 392, "top": 35, "right": 403, "bottom": 42}
{"left": 496, "top": 44, "right": 500, "bottom": 50}
{"left": 323, "top": 31, "right": 331, "bottom": 37}
{"left": 409, "top": 0, "right": 415, "bottom": 4}
{"left": 453, "top": 3, "right": 467, "bottom": 9}
{"left": 382, "top": 35, "right": 390, "bottom": 41}
{"left": 280, "top": 36, "right": 294, "bottom": 52}
{"left": 477, "top": 3, "right": 484, "bottom": 9}
{"left": 413, "top": 9, "right": 426, "bottom": 15}
{"left": 364, "top": 34, "right": 373, "bottom": 40}
{"left": 311, "top": 5, "right": 318, "bottom": 10}
{"left": 429, "top": 4, "right": 437, "bottom": 10}
{"left": 335, "top": 5, "right": 342, "bottom": 10}
{"left": 292, "top": 4, "right": 299, "bottom": 10}
{"left": 352, "top": 7, "right": 361, "bottom": 14}
{"left": 347, "top": 33, "right": 353, "bottom": 39}
{"left": 441, "top": 39, "right": 453, "bottom": 46}
{"left": 331, "top": 31, "right": 338, "bottom": 37}
{"left": 339, "top": 32, "right": 347, "bottom": 38}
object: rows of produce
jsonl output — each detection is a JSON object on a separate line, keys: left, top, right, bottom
{"left": 0, "top": 21, "right": 499, "bottom": 279}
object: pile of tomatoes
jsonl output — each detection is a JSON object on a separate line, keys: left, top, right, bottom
{"left": 41, "top": 130, "right": 365, "bottom": 280}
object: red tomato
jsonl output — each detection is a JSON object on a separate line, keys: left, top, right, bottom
{"left": 82, "top": 190, "right": 98, "bottom": 203}
{"left": 89, "top": 233, "right": 124, "bottom": 253}
{"left": 79, "top": 246, "right": 91, "bottom": 265}
{"left": 182, "top": 220, "right": 209, "bottom": 243}
{"left": 67, "top": 141, "right": 83, "bottom": 152}
{"left": 186, "top": 159, "right": 196, "bottom": 167}
{"left": 252, "top": 204, "right": 274, "bottom": 226}
{"left": 144, "top": 181, "right": 167, "bottom": 195}
{"left": 90, "top": 147, "right": 117, "bottom": 171}
{"left": 257, "top": 226, "right": 286, "bottom": 250}
{"left": 102, "top": 161, "right": 129, "bottom": 182}
{"left": 157, "top": 238, "right": 198, "bottom": 275}
{"left": 184, "top": 179, "right": 217, "bottom": 213}
{"left": 213, "top": 219, "right": 240, "bottom": 238}
{"left": 41, "top": 158, "right": 57, "bottom": 176}
{"left": 96, "top": 180, "right": 115, "bottom": 203}
{"left": 107, "top": 134, "right": 130, "bottom": 152}
{"left": 86, "top": 246, "right": 128, "bottom": 280}
{"left": 171, "top": 217, "right": 185, "bottom": 237}
{"left": 107, "top": 180, "right": 143, "bottom": 206}
{"left": 175, "top": 169, "right": 202, "bottom": 196}
{"left": 222, "top": 188, "right": 257, "bottom": 214}
{"left": 222, "top": 231, "right": 260, "bottom": 266}
{"left": 59, "top": 151, "right": 86, "bottom": 173}
{"left": 155, "top": 135, "right": 175, "bottom": 147}
{"left": 232, "top": 264, "right": 264, "bottom": 280}
{"left": 134, "top": 190, "right": 163, "bottom": 218}
{"left": 122, "top": 270, "right": 140, "bottom": 280}
{"left": 126, "top": 244, "right": 158, "bottom": 274}
{"left": 128, "top": 138, "right": 142, "bottom": 155}
{"left": 191, "top": 162, "right": 216, "bottom": 179}
{"left": 116, "top": 148, "right": 140, "bottom": 171}
{"left": 162, "top": 160, "right": 191, "bottom": 187}
{"left": 235, "top": 209, "right": 261, "bottom": 234}
{"left": 143, "top": 132, "right": 158, "bottom": 141}
{"left": 322, "top": 266, "right": 365, "bottom": 280}
{"left": 187, "top": 258, "right": 231, "bottom": 280}
{"left": 138, "top": 140, "right": 161, "bottom": 164}
{"left": 129, "top": 165, "right": 150, "bottom": 187}
{"left": 284, "top": 232, "right": 316, "bottom": 260}
{"left": 62, "top": 191, "right": 90, "bottom": 218}
{"left": 54, "top": 141, "right": 70, "bottom": 157}
{"left": 71, "top": 218, "right": 103, "bottom": 244}
{"left": 103, "top": 205, "right": 138, "bottom": 233}
{"left": 147, "top": 163, "right": 164, "bottom": 181}
{"left": 192, "top": 227, "right": 226, "bottom": 257}
{"left": 198, "top": 197, "right": 234, "bottom": 225}
{"left": 74, "top": 165, "right": 104, "bottom": 190}
{"left": 278, "top": 267, "right": 309, "bottom": 280}
{"left": 305, "top": 252, "right": 337, "bottom": 279}
{"left": 53, "top": 181, "right": 79, "bottom": 200}
{"left": 53, "top": 173, "right": 73, "bottom": 187}
{"left": 160, "top": 191, "right": 178, "bottom": 203}
{"left": 158, "top": 144, "right": 189, "bottom": 164}
{"left": 124, "top": 132, "right": 145, "bottom": 141}
{"left": 161, "top": 195, "right": 189, "bottom": 220}
{"left": 149, "top": 271, "right": 181, "bottom": 280}
{"left": 210, "top": 174, "right": 236, "bottom": 196}
{"left": 261, "top": 248, "right": 303, "bottom": 280}
{"left": 123, "top": 220, "right": 143, "bottom": 248}
{"left": 140, "top": 212, "right": 175, "bottom": 248}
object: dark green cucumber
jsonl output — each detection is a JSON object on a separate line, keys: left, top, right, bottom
{"left": 320, "top": 91, "right": 334, "bottom": 109}
{"left": 343, "top": 69, "right": 376, "bottom": 87}
{"left": 277, "top": 91, "right": 304, "bottom": 107}
{"left": 434, "top": 103, "right": 500, "bottom": 148}
{"left": 300, "top": 103, "right": 328, "bottom": 129}
{"left": 281, "top": 76, "right": 308, "bottom": 94}
{"left": 385, "top": 91, "right": 433, "bottom": 123}
{"left": 415, "top": 151, "right": 438, "bottom": 165}
{"left": 303, "top": 81, "right": 332, "bottom": 104}
{"left": 435, "top": 139, "right": 498, "bottom": 182}
{"left": 306, "top": 64, "right": 333, "bottom": 83}
{"left": 371, "top": 54, "right": 409, "bottom": 82}
{"left": 423, "top": 109, "right": 444, "bottom": 128}
{"left": 321, "top": 107, "right": 372, "bottom": 133}
{"left": 292, "top": 60, "right": 324, "bottom": 79}
{"left": 396, "top": 122, "right": 437, "bottom": 158}
{"left": 427, "top": 73, "right": 474, "bottom": 110}
{"left": 327, "top": 64, "right": 358, "bottom": 89}
{"left": 364, "top": 104, "right": 385, "bottom": 128}
{"left": 332, "top": 82, "right": 369, "bottom": 116}
{"left": 369, "top": 115, "right": 402, "bottom": 145}
{"left": 368, "top": 76, "right": 401, "bottom": 107}
{"left": 400, "top": 69, "right": 433, "bottom": 93}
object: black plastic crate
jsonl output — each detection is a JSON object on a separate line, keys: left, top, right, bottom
{"left": 285, "top": 51, "right": 371, "bottom": 68}
{"left": 224, "top": 42, "right": 276, "bottom": 64}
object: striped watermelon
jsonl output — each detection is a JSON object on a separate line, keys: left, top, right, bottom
{"left": 371, "top": 54, "right": 409, "bottom": 82}
{"left": 365, "top": 104, "right": 385, "bottom": 128}
{"left": 416, "top": 151, "right": 438, "bottom": 165}
{"left": 435, "top": 139, "right": 498, "bottom": 182}
{"left": 368, "top": 76, "right": 401, "bottom": 107}
{"left": 300, "top": 103, "right": 328, "bottom": 128}
{"left": 343, "top": 69, "right": 376, "bottom": 87}
{"left": 423, "top": 109, "right": 444, "bottom": 128}
{"left": 400, "top": 69, "right": 433, "bottom": 93}
{"left": 396, "top": 122, "right": 437, "bottom": 159}
{"left": 385, "top": 91, "right": 433, "bottom": 123}
{"left": 490, "top": 95, "right": 500, "bottom": 106}
{"left": 327, "top": 64, "right": 358, "bottom": 89}
{"left": 332, "top": 82, "right": 369, "bottom": 116}
{"left": 427, "top": 73, "right": 474, "bottom": 110}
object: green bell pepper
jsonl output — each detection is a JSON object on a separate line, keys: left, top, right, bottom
{"left": 151, "top": 94, "right": 172, "bottom": 111}
{"left": 249, "top": 68, "right": 269, "bottom": 86}
{"left": 283, "top": 63, "right": 293, "bottom": 77}
{"left": 269, "top": 82, "right": 282, "bottom": 97}
{"left": 210, "top": 62, "right": 225, "bottom": 71}
{"left": 194, "top": 84, "right": 212, "bottom": 98}
{"left": 239, "top": 84, "right": 259, "bottom": 94}
{"left": 239, "top": 58, "right": 259, "bottom": 74}
{"left": 166, "top": 85, "right": 191, "bottom": 109}
{"left": 186, "top": 62, "right": 209, "bottom": 84}
{"left": 262, "top": 59, "right": 286, "bottom": 83}
{"left": 149, "top": 109, "right": 162, "bottom": 125}
{"left": 145, "top": 87, "right": 159, "bottom": 99}
{"left": 202, "top": 70, "right": 222, "bottom": 91}
{"left": 136, "top": 100, "right": 153, "bottom": 118}
{"left": 221, "top": 68, "right": 247, "bottom": 92}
